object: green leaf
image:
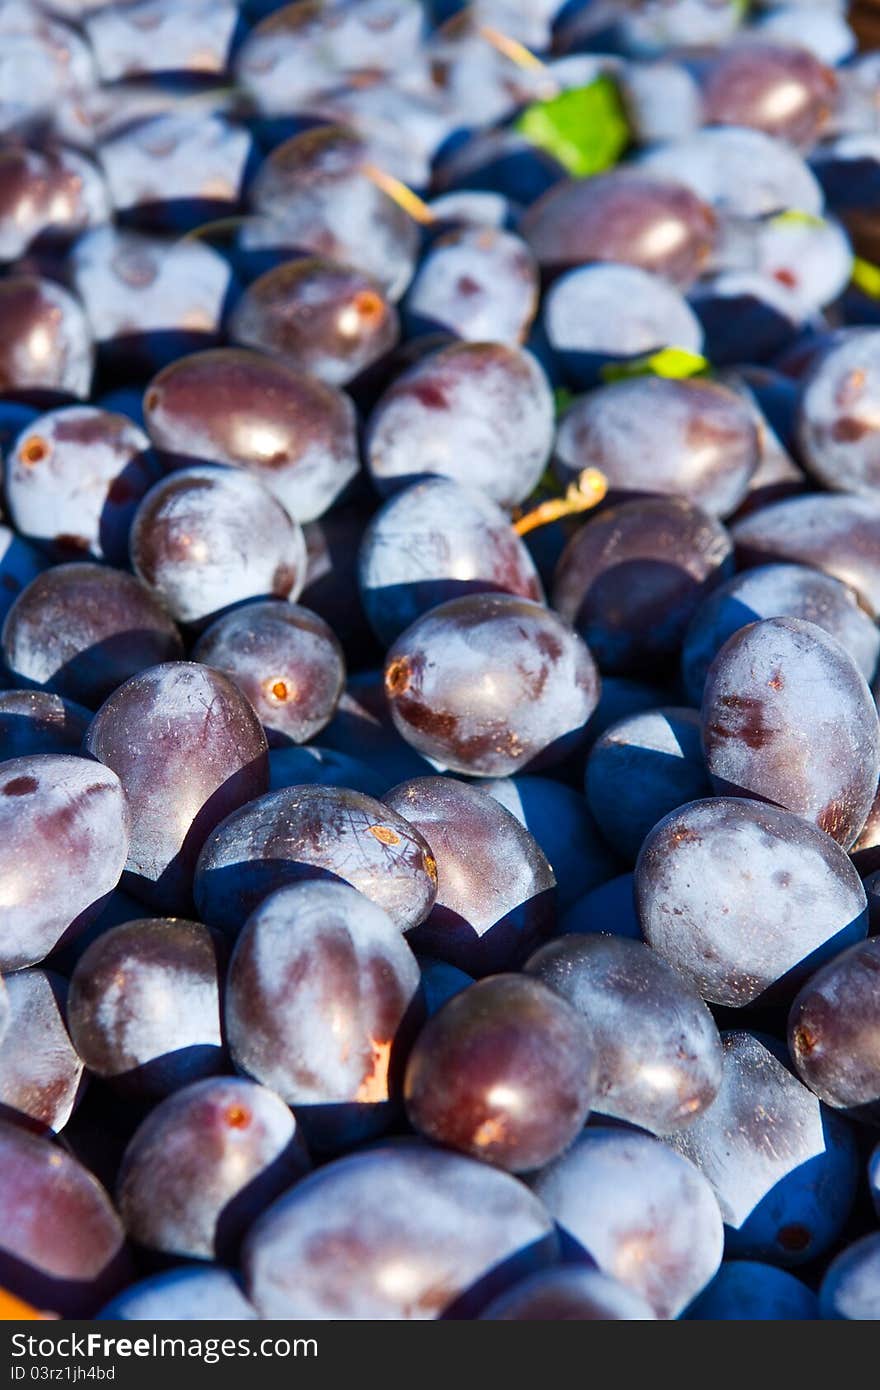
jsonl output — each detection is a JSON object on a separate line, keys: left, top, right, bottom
{"left": 770, "top": 209, "right": 826, "bottom": 230}
{"left": 553, "top": 386, "right": 575, "bottom": 417}
{"left": 852, "top": 256, "right": 880, "bottom": 300}
{"left": 515, "top": 76, "right": 630, "bottom": 179}
{"left": 600, "top": 347, "right": 711, "bottom": 383}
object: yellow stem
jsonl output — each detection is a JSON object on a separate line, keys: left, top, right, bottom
{"left": 477, "top": 24, "right": 547, "bottom": 71}
{"left": 514, "top": 469, "right": 608, "bottom": 536}
{"left": 361, "top": 163, "right": 436, "bottom": 226}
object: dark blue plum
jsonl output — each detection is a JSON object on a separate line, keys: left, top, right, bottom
{"left": 686, "top": 1261, "right": 818, "bottom": 1320}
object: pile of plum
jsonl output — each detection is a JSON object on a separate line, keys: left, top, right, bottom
{"left": 3, "top": 0, "right": 880, "bottom": 1324}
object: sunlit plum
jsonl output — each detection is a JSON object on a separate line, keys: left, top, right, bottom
{"left": 519, "top": 170, "right": 716, "bottom": 286}
{"left": 226, "top": 881, "right": 421, "bottom": 1149}
{"left": 3, "top": 563, "right": 183, "bottom": 709}
{"left": 687, "top": 1261, "right": 819, "bottom": 1320}
{"left": 0, "top": 146, "right": 109, "bottom": 263}
{"left": 585, "top": 707, "right": 711, "bottom": 864}
{"left": 383, "top": 777, "right": 556, "bottom": 976}
{"left": 682, "top": 563, "right": 880, "bottom": 707}
{"left": 84, "top": 0, "right": 241, "bottom": 80}
{"left": 527, "top": 934, "right": 722, "bottom": 1134}
{"left": 358, "top": 476, "right": 543, "bottom": 647}
{"left": 752, "top": 214, "right": 852, "bottom": 318}
{"left": 701, "top": 617, "right": 880, "bottom": 847}
{"left": 142, "top": 348, "right": 360, "bottom": 524}
{"left": 67, "top": 918, "right": 225, "bottom": 1098}
{"left": 85, "top": 662, "right": 268, "bottom": 913}
{"left": 694, "top": 43, "right": 836, "bottom": 149}
{"left": 788, "top": 936, "right": 880, "bottom": 1119}
{"left": 483, "top": 776, "right": 619, "bottom": 910}
{"left": 820, "top": 1233, "right": 880, "bottom": 1319}
{"left": 243, "top": 1141, "right": 558, "bottom": 1319}
{"left": 479, "top": 1266, "right": 656, "bottom": 1321}
{"left": 229, "top": 258, "right": 399, "bottom": 388}
{"left": 99, "top": 1265, "right": 257, "bottom": 1320}
{"left": 0, "top": 276, "right": 93, "bottom": 399}
{"left": 555, "top": 377, "right": 759, "bottom": 518}
{"left": 667, "top": 1032, "right": 859, "bottom": 1266}
{"left": 6, "top": 405, "right": 161, "bottom": 565}
{"left": 733, "top": 493, "right": 880, "bottom": 615}
{"left": 532, "top": 1128, "right": 724, "bottom": 1319}
{"left": 553, "top": 497, "right": 734, "bottom": 676}
{"left": 639, "top": 127, "right": 824, "bottom": 218}
{"left": 194, "top": 601, "right": 344, "bottom": 747}
{"left": 795, "top": 330, "right": 880, "bottom": 495}
{"left": 130, "top": 466, "right": 307, "bottom": 628}
{"left": 0, "top": 970, "right": 83, "bottom": 1135}
{"left": 194, "top": 783, "right": 437, "bottom": 938}
{"left": 384, "top": 594, "right": 599, "bottom": 778}
{"left": 404, "top": 228, "right": 539, "bottom": 346}
{"left": 116, "top": 1077, "right": 309, "bottom": 1260}
{"left": 366, "top": 340, "right": 554, "bottom": 507}
{"left": 244, "top": 126, "right": 419, "bottom": 301}
{"left": 70, "top": 226, "right": 233, "bottom": 374}
{"left": 636, "top": 797, "right": 868, "bottom": 1006}
{"left": 0, "top": 1120, "right": 129, "bottom": 1316}
{"left": 542, "top": 263, "right": 704, "bottom": 387}
{"left": 0, "top": 754, "right": 129, "bottom": 971}
{"left": 404, "top": 974, "right": 595, "bottom": 1172}
{"left": 0, "top": 690, "right": 90, "bottom": 759}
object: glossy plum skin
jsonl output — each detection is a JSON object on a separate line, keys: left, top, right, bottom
{"left": 227, "top": 881, "right": 421, "bottom": 1149}
{"left": 2, "top": 562, "right": 184, "bottom": 710}
{"left": 788, "top": 937, "right": 880, "bottom": 1119}
{"left": 85, "top": 663, "right": 269, "bottom": 913}
{"left": 795, "top": 330, "right": 880, "bottom": 495}
{"left": 552, "top": 497, "right": 734, "bottom": 676}
{"left": 585, "top": 707, "right": 711, "bottom": 865}
{"left": 732, "top": 494, "right": 880, "bottom": 617}
{"left": 0, "top": 1120, "right": 130, "bottom": 1317}
{"left": 404, "top": 974, "right": 595, "bottom": 1173}
{"left": 365, "top": 341, "right": 554, "bottom": 508}
{"left": 695, "top": 42, "right": 836, "bottom": 148}
{"left": 194, "top": 784, "right": 437, "bottom": 938}
{"left": 667, "top": 1032, "right": 860, "bottom": 1267}
{"left": 130, "top": 466, "right": 307, "bottom": 628}
{"left": 404, "top": 228, "right": 539, "bottom": 346}
{"left": 384, "top": 594, "right": 600, "bottom": 778}
{"left": 0, "top": 690, "right": 90, "bottom": 759}
{"left": 820, "top": 1234, "right": 880, "bottom": 1319}
{"left": 116, "top": 1077, "right": 310, "bottom": 1261}
{"left": 0, "top": 275, "right": 93, "bottom": 399}
{"left": 358, "top": 477, "right": 543, "bottom": 648}
{"left": 483, "top": 776, "right": 619, "bottom": 911}
{"left": 243, "top": 1141, "right": 558, "bottom": 1320}
{"left": 6, "top": 405, "right": 161, "bottom": 565}
{"left": 85, "top": 0, "right": 240, "bottom": 80}
{"left": 194, "top": 601, "right": 345, "bottom": 747}
{"left": 479, "top": 1266, "right": 656, "bottom": 1321}
{"left": 67, "top": 918, "right": 225, "bottom": 1100}
{"left": 682, "top": 563, "right": 880, "bottom": 707}
{"left": 0, "top": 145, "right": 109, "bottom": 263}
{"left": 0, "top": 754, "right": 129, "bottom": 971}
{"left": 383, "top": 778, "right": 556, "bottom": 977}
{"left": 229, "top": 257, "right": 399, "bottom": 387}
{"left": 554, "top": 378, "right": 760, "bottom": 519}
{"left": 526, "top": 935, "right": 722, "bottom": 1134}
{"left": 142, "top": 348, "right": 360, "bottom": 524}
{"left": 636, "top": 797, "right": 868, "bottom": 1007}
{"left": 0, "top": 970, "right": 83, "bottom": 1135}
{"left": 532, "top": 1128, "right": 724, "bottom": 1320}
{"left": 686, "top": 1261, "right": 819, "bottom": 1320}
{"left": 700, "top": 617, "right": 880, "bottom": 848}
{"left": 519, "top": 170, "right": 716, "bottom": 286}
{"left": 99, "top": 1266, "right": 257, "bottom": 1321}
{"left": 639, "top": 127, "right": 823, "bottom": 220}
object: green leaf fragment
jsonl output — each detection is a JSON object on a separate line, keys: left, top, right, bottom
{"left": 515, "top": 76, "right": 630, "bottom": 179}
{"left": 770, "top": 209, "right": 826, "bottom": 230}
{"left": 852, "top": 256, "right": 880, "bottom": 300}
{"left": 600, "top": 347, "right": 711, "bottom": 383}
